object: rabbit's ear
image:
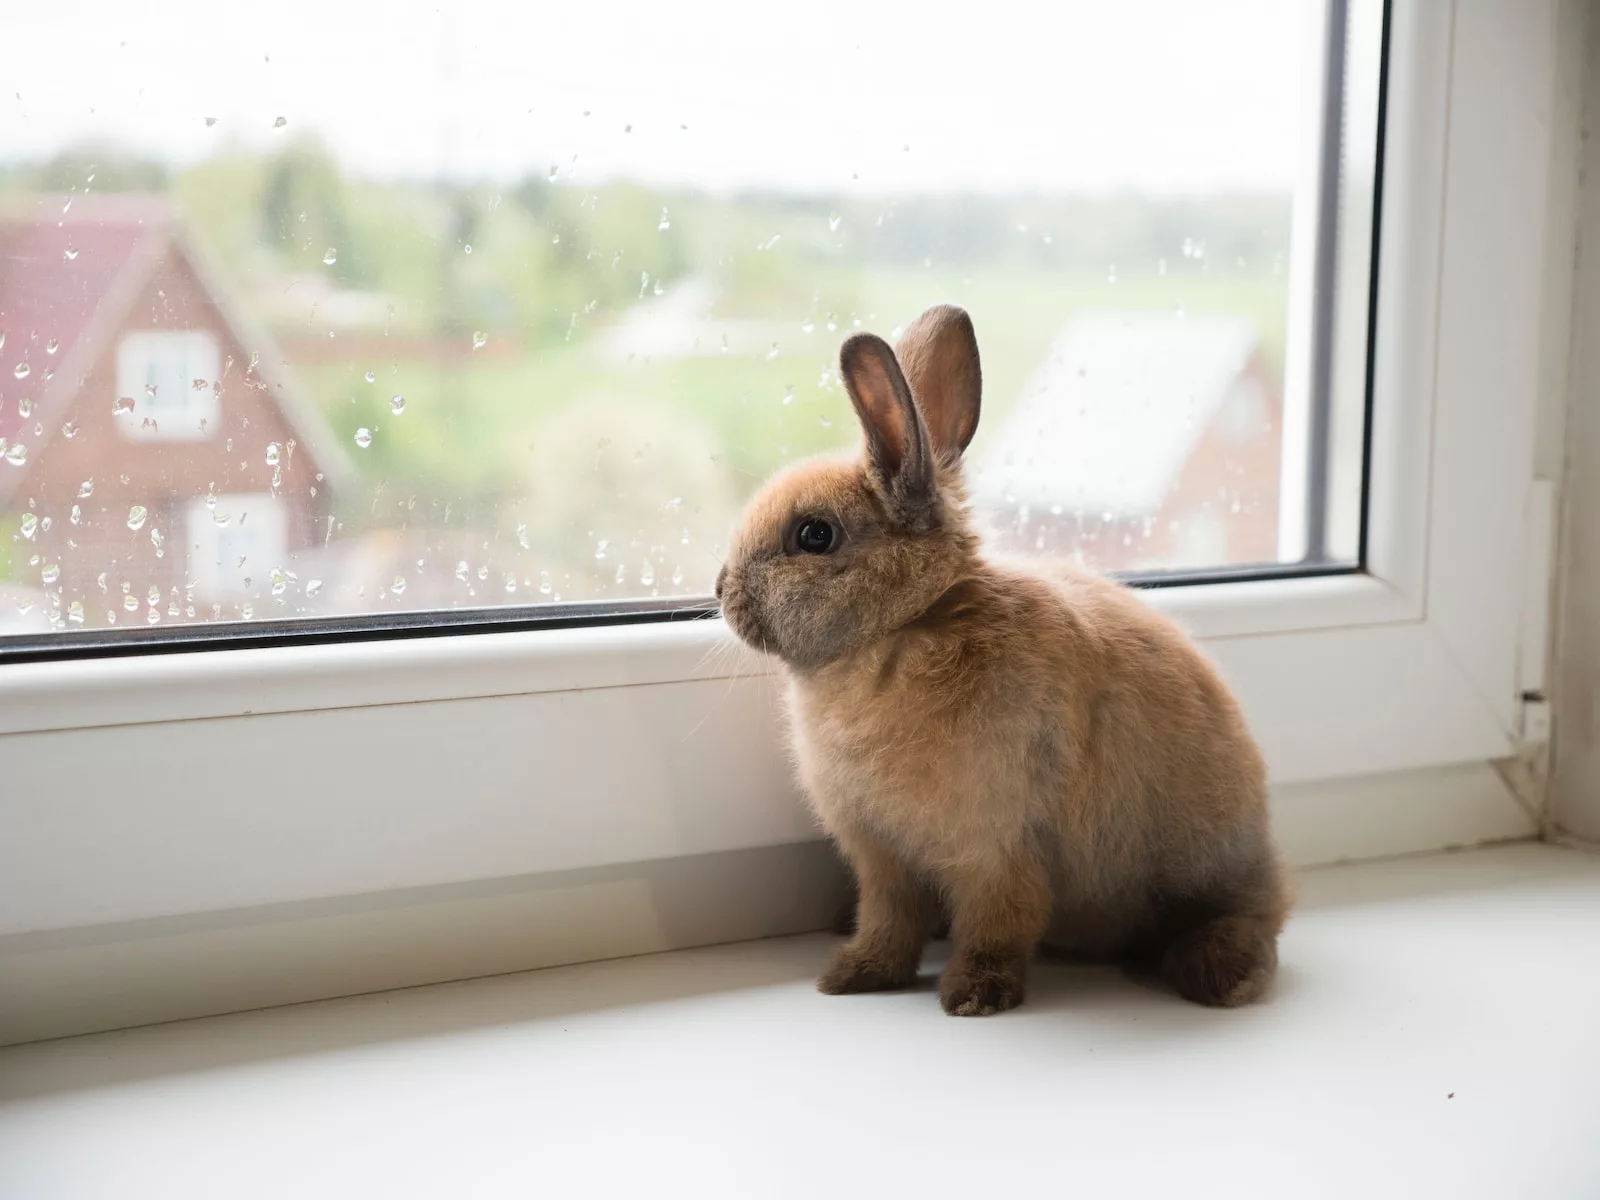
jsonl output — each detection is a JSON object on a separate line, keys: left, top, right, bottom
{"left": 895, "top": 304, "right": 981, "bottom": 459}
{"left": 840, "top": 332, "right": 934, "bottom": 505}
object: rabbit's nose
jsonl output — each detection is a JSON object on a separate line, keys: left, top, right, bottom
{"left": 715, "top": 566, "right": 728, "bottom": 601}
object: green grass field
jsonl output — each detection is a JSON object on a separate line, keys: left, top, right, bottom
{"left": 297, "top": 265, "right": 1288, "bottom": 535}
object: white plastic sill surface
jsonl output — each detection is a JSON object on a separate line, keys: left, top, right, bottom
{"left": 2, "top": 843, "right": 1597, "bottom": 1200}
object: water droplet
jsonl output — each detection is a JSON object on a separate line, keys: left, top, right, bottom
{"left": 40, "top": 563, "right": 59, "bottom": 585}
{"left": 1107, "top": 264, "right": 1118, "bottom": 284}
{"left": 594, "top": 538, "right": 610, "bottom": 561}
{"left": 548, "top": 163, "right": 560, "bottom": 182}
{"left": 274, "top": 116, "right": 287, "bottom": 128}
{"left": 16, "top": 396, "right": 33, "bottom": 420}
{"left": 828, "top": 212, "right": 841, "bottom": 232}
{"left": 463, "top": 244, "right": 473, "bottom": 255}
{"left": 390, "top": 575, "right": 406, "bottom": 595}
{"left": 504, "top": 574, "right": 518, "bottom": 594}
{"left": 757, "top": 234, "right": 781, "bottom": 251}
{"left": 204, "top": 116, "right": 218, "bottom": 127}
{"left": 538, "top": 570, "right": 553, "bottom": 595}
{"left": 516, "top": 523, "right": 530, "bottom": 550}
{"left": 389, "top": 395, "right": 406, "bottom": 415}
{"left": 825, "top": 314, "right": 838, "bottom": 333}
{"left": 13, "top": 362, "right": 30, "bottom": 380}
{"left": 354, "top": 427, "right": 373, "bottom": 448}
{"left": 113, "top": 395, "right": 135, "bottom": 416}
{"left": 68, "top": 599, "right": 84, "bottom": 624}
{"left": 147, "top": 584, "right": 161, "bottom": 606}
{"left": 658, "top": 208, "right": 671, "bottom": 231}
{"left": 640, "top": 562, "right": 656, "bottom": 587}
{"left": 122, "top": 593, "right": 139, "bottom": 612}
{"left": 61, "top": 419, "right": 79, "bottom": 439}
{"left": 62, "top": 247, "right": 78, "bottom": 262}
{"left": 146, "top": 607, "right": 161, "bottom": 625}
{"left": 364, "top": 369, "right": 376, "bottom": 383}
{"left": 19, "top": 514, "right": 38, "bottom": 539}
{"left": 322, "top": 247, "right": 338, "bottom": 266}
{"left": 191, "top": 377, "right": 209, "bottom": 392}
{"left": 306, "top": 579, "right": 323, "bottom": 597}
{"left": 781, "top": 385, "right": 795, "bottom": 406}
{"left": 213, "top": 510, "right": 231, "bottom": 527}
{"left": 126, "top": 505, "right": 148, "bottom": 531}
{"left": 151, "top": 528, "right": 165, "bottom": 555}
{"left": 271, "top": 569, "right": 288, "bottom": 596}
{"left": 476, "top": 565, "right": 488, "bottom": 581}
{"left": 671, "top": 564, "right": 685, "bottom": 587}
{"left": 75, "top": 478, "right": 95, "bottom": 500}
{"left": 265, "top": 441, "right": 281, "bottom": 466}
{"left": 5, "top": 443, "right": 27, "bottom": 466}
{"left": 45, "top": 338, "right": 59, "bottom": 356}
{"left": 766, "top": 342, "right": 780, "bottom": 361}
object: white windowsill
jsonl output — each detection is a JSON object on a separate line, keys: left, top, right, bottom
{"left": 2, "top": 843, "right": 1596, "bottom": 1200}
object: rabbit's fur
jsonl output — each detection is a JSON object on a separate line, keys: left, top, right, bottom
{"left": 717, "top": 305, "right": 1288, "bottom": 1015}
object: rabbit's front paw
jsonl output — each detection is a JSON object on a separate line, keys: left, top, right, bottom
{"left": 817, "top": 942, "right": 918, "bottom": 994}
{"left": 939, "top": 952, "right": 1026, "bottom": 1016}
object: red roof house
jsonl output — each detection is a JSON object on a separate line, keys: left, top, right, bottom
{"left": 0, "top": 196, "right": 352, "bottom": 630}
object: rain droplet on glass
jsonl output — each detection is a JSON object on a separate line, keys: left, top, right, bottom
{"left": 40, "top": 563, "right": 60, "bottom": 585}
{"left": 517, "top": 523, "right": 530, "bottom": 550}
{"left": 364, "top": 370, "right": 376, "bottom": 383}
{"left": 389, "top": 395, "right": 406, "bottom": 415}
{"left": 5, "top": 444, "right": 27, "bottom": 466}
{"left": 19, "top": 513, "right": 37, "bottom": 539}
{"left": 45, "top": 338, "right": 59, "bottom": 356}
{"left": 658, "top": 208, "right": 671, "bottom": 232}
{"left": 126, "top": 505, "right": 148, "bottom": 531}
{"left": 354, "top": 427, "right": 373, "bottom": 448}
{"left": 13, "top": 362, "right": 30, "bottom": 380}
{"left": 265, "top": 441, "right": 281, "bottom": 466}
{"left": 306, "top": 579, "right": 323, "bottom": 597}
{"left": 274, "top": 116, "right": 287, "bottom": 128}
{"left": 390, "top": 575, "right": 406, "bottom": 595}
{"left": 322, "top": 247, "right": 338, "bottom": 266}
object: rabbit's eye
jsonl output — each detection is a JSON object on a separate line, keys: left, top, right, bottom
{"left": 795, "top": 517, "right": 835, "bottom": 554}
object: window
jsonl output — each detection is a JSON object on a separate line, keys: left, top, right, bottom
{"left": 1, "top": 0, "right": 1382, "bottom": 639}
{"left": 185, "top": 494, "right": 288, "bottom": 602}
{"left": 0, "top": 1, "right": 1563, "bottom": 1028}
{"left": 114, "top": 331, "right": 220, "bottom": 442}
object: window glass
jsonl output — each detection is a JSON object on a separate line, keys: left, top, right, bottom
{"left": 0, "top": 0, "right": 1379, "bottom": 637}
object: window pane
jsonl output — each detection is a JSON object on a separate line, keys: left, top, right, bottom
{"left": 0, "top": 0, "right": 1378, "bottom": 637}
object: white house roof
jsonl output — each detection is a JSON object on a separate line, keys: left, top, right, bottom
{"left": 969, "top": 312, "right": 1261, "bottom": 519}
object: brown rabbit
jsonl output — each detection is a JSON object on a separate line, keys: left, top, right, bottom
{"left": 717, "top": 304, "right": 1288, "bottom": 1016}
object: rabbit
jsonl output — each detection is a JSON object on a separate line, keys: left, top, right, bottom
{"left": 716, "top": 304, "right": 1289, "bottom": 1016}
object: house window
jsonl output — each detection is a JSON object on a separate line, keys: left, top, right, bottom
{"left": 185, "top": 495, "right": 288, "bottom": 600}
{"left": 0, "top": 0, "right": 1383, "bottom": 641}
{"left": 115, "top": 331, "right": 220, "bottom": 442}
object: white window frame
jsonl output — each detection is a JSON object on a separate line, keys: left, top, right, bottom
{"left": 0, "top": 2, "right": 1567, "bottom": 941}
{"left": 114, "top": 330, "right": 221, "bottom": 442}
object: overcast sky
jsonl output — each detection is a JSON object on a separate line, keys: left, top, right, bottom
{"left": 3, "top": 0, "right": 1317, "bottom": 194}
